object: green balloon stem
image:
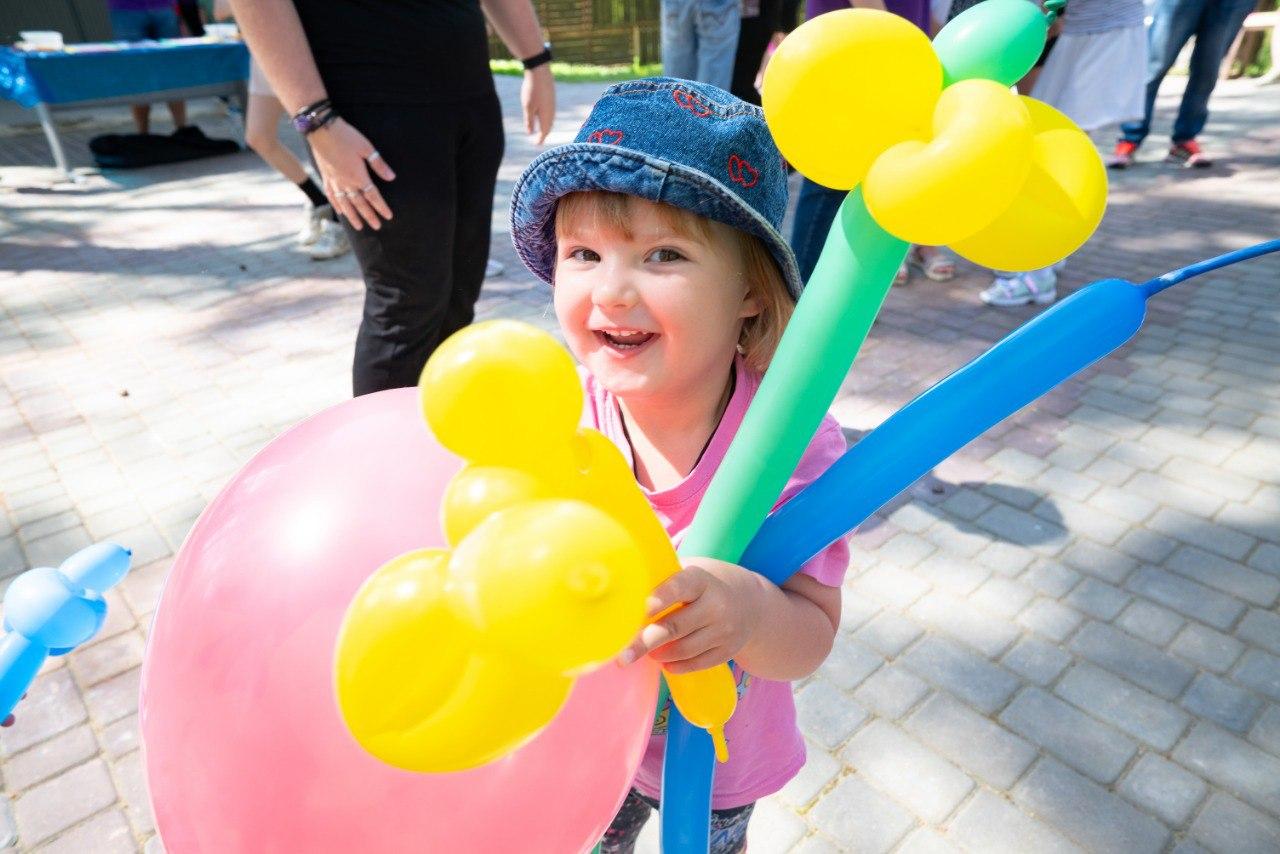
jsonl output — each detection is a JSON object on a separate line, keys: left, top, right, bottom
{"left": 678, "top": 188, "right": 908, "bottom": 565}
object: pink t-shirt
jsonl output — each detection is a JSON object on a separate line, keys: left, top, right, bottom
{"left": 580, "top": 355, "right": 851, "bottom": 809}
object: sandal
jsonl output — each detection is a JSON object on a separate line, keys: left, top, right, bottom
{"left": 909, "top": 246, "right": 956, "bottom": 282}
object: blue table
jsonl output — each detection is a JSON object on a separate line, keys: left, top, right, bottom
{"left": 0, "top": 38, "right": 249, "bottom": 179}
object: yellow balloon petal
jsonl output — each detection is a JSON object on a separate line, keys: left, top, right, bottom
{"left": 950, "top": 97, "right": 1107, "bottom": 271}
{"left": 360, "top": 652, "right": 572, "bottom": 773}
{"left": 420, "top": 320, "right": 582, "bottom": 468}
{"left": 762, "top": 9, "right": 941, "bottom": 190}
{"left": 450, "top": 499, "right": 650, "bottom": 674}
{"left": 334, "top": 549, "right": 471, "bottom": 740}
{"left": 441, "top": 464, "right": 560, "bottom": 546}
{"left": 864, "top": 79, "right": 1033, "bottom": 246}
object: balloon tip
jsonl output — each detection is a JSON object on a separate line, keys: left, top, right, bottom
{"left": 711, "top": 728, "right": 729, "bottom": 763}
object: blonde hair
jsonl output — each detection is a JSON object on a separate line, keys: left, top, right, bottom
{"left": 554, "top": 192, "right": 792, "bottom": 373}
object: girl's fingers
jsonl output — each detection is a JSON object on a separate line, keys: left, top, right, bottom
{"left": 662, "top": 643, "right": 732, "bottom": 675}
{"left": 649, "top": 626, "right": 722, "bottom": 667}
{"left": 620, "top": 596, "right": 717, "bottom": 665}
{"left": 646, "top": 569, "right": 708, "bottom": 617}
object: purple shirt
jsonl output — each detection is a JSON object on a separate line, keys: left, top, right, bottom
{"left": 805, "top": 0, "right": 932, "bottom": 33}
{"left": 108, "top": 0, "right": 176, "bottom": 10}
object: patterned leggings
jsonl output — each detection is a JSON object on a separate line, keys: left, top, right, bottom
{"left": 599, "top": 789, "right": 755, "bottom": 854}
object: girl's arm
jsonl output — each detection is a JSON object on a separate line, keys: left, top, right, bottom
{"left": 619, "top": 557, "right": 841, "bottom": 682}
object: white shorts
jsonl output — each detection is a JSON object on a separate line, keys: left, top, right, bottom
{"left": 1031, "top": 25, "right": 1148, "bottom": 132}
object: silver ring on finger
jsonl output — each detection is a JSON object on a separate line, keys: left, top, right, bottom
{"left": 360, "top": 183, "right": 375, "bottom": 193}
{"left": 366, "top": 151, "right": 382, "bottom": 163}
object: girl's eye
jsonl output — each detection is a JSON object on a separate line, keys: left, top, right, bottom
{"left": 569, "top": 248, "right": 600, "bottom": 262}
{"left": 647, "top": 248, "right": 684, "bottom": 263}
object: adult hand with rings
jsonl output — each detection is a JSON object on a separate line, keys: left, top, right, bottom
{"left": 309, "top": 116, "right": 396, "bottom": 231}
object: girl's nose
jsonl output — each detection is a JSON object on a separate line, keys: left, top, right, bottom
{"left": 590, "top": 262, "right": 639, "bottom": 308}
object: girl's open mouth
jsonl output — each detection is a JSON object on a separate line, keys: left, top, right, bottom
{"left": 596, "top": 329, "right": 657, "bottom": 353}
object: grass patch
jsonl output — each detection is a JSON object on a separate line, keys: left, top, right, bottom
{"left": 490, "top": 59, "right": 663, "bottom": 83}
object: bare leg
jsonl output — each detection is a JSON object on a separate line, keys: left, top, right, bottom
{"left": 245, "top": 94, "right": 309, "bottom": 184}
{"left": 167, "top": 100, "right": 188, "bottom": 130}
{"left": 131, "top": 104, "right": 151, "bottom": 134}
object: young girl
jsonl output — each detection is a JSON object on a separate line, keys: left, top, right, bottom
{"left": 510, "top": 78, "right": 849, "bottom": 853}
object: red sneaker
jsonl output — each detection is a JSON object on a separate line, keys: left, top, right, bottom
{"left": 1109, "top": 139, "right": 1139, "bottom": 169}
{"left": 1167, "top": 139, "right": 1213, "bottom": 168}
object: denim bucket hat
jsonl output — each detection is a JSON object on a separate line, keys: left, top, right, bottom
{"left": 510, "top": 77, "right": 803, "bottom": 302}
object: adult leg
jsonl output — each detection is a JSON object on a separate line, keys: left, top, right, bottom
{"left": 1172, "top": 0, "right": 1256, "bottom": 143}
{"left": 149, "top": 7, "right": 188, "bottom": 130}
{"left": 343, "top": 102, "right": 462, "bottom": 396}
{"left": 110, "top": 10, "right": 152, "bottom": 133}
{"left": 167, "top": 101, "right": 188, "bottom": 130}
{"left": 130, "top": 105, "right": 151, "bottom": 135}
{"left": 729, "top": 7, "right": 773, "bottom": 105}
{"left": 695, "top": 0, "right": 742, "bottom": 91}
{"left": 1120, "top": 0, "right": 1205, "bottom": 144}
{"left": 441, "top": 89, "right": 504, "bottom": 343}
{"left": 789, "top": 177, "right": 847, "bottom": 283}
{"left": 663, "top": 0, "right": 699, "bottom": 80}
{"left": 245, "top": 94, "right": 309, "bottom": 183}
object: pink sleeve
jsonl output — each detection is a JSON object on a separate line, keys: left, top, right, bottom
{"left": 771, "top": 414, "right": 851, "bottom": 588}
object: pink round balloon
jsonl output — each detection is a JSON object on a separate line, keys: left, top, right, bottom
{"left": 140, "top": 389, "right": 658, "bottom": 853}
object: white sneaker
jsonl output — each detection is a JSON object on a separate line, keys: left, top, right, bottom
{"left": 980, "top": 268, "right": 1057, "bottom": 307}
{"left": 309, "top": 219, "right": 350, "bottom": 261}
{"left": 485, "top": 259, "right": 505, "bottom": 278}
{"left": 297, "top": 203, "right": 331, "bottom": 246}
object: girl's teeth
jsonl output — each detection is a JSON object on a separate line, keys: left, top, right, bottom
{"left": 601, "top": 330, "right": 654, "bottom": 348}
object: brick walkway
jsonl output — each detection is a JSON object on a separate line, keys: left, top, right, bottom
{"left": 1, "top": 73, "right": 1278, "bottom": 853}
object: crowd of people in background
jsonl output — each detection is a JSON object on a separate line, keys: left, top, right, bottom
{"left": 140, "top": 0, "right": 1261, "bottom": 395}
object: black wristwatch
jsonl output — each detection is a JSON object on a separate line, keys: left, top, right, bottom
{"left": 522, "top": 43, "right": 552, "bottom": 71}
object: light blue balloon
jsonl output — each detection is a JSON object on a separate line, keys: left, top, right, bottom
{"left": 60, "top": 542, "right": 132, "bottom": 591}
{"left": 0, "top": 542, "right": 133, "bottom": 721}
{"left": 3, "top": 568, "right": 104, "bottom": 649}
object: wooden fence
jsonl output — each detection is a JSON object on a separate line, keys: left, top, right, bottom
{"left": 489, "top": 0, "right": 662, "bottom": 66}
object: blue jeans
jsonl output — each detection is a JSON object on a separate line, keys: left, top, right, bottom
{"left": 109, "top": 7, "right": 182, "bottom": 41}
{"left": 1120, "top": 0, "right": 1256, "bottom": 145}
{"left": 790, "top": 177, "right": 845, "bottom": 283}
{"left": 662, "top": 0, "right": 741, "bottom": 91}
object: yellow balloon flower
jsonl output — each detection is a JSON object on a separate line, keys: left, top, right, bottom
{"left": 761, "top": 7, "right": 1107, "bottom": 270}
{"left": 334, "top": 321, "right": 739, "bottom": 773}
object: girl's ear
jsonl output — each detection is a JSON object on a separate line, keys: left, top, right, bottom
{"left": 740, "top": 288, "right": 762, "bottom": 320}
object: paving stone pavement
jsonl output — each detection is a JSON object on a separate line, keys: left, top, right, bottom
{"left": 1, "top": 72, "right": 1278, "bottom": 853}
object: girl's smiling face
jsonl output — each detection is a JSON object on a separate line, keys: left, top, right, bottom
{"left": 553, "top": 193, "right": 760, "bottom": 404}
